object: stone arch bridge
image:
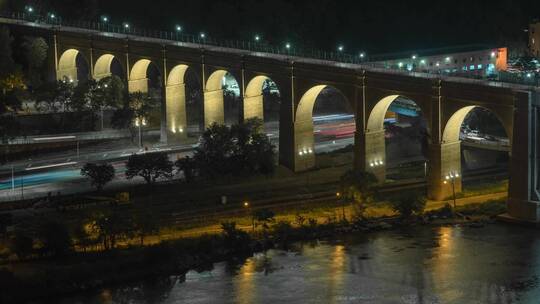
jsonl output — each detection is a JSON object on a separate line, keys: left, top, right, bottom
{"left": 2, "top": 18, "right": 539, "bottom": 222}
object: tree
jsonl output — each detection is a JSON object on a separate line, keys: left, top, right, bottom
{"left": 80, "top": 162, "right": 115, "bottom": 191}
{"left": 21, "top": 36, "right": 48, "bottom": 88}
{"left": 253, "top": 209, "right": 275, "bottom": 230}
{"left": 90, "top": 210, "right": 133, "bottom": 250}
{"left": 133, "top": 202, "right": 160, "bottom": 246}
{"left": 175, "top": 155, "right": 197, "bottom": 183}
{"left": 125, "top": 152, "right": 173, "bottom": 185}
{"left": 389, "top": 192, "right": 427, "bottom": 218}
{"left": 9, "top": 231, "right": 33, "bottom": 259}
{"left": 36, "top": 220, "right": 72, "bottom": 257}
{"left": 0, "top": 73, "right": 24, "bottom": 145}
{"left": 193, "top": 119, "right": 276, "bottom": 179}
{"left": 0, "top": 27, "right": 16, "bottom": 79}
{"left": 339, "top": 170, "right": 378, "bottom": 218}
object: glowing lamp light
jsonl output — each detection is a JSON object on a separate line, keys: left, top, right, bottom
{"left": 445, "top": 57, "right": 451, "bottom": 62}
{"left": 398, "top": 62, "right": 404, "bottom": 68}
{"left": 526, "top": 73, "right": 532, "bottom": 78}
{"left": 200, "top": 32, "right": 206, "bottom": 38}
{"left": 359, "top": 52, "right": 365, "bottom": 58}
{"left": 102, "top": 16, "right": 108, "bottom": 22}
{"left": 412, "top": 55, "right": 417, "bottom": 60}
{"left": 123, "top": 23, "right": 130, "bottom": 29}
{"left": 338, "top": 45, "right": 344, "bottom": 52}
{"left": 254, "top": 35, "right": 260, "bottom": 41}
{"left": 49, "top": 13, "right": 55, "bottom": 19}
{"left": 176, "top": 25, "right": 182, "bottom": 32}
{"left": 179, "top": 128, "right": 184, "bottom": 133}
{"left": 436, "top": 62, "right": 440, "bottom": 67}
{"left": 285, "top": 43, "right": 291, "bottom": 49}
{"left": 490, "top": 51, "right": 496, "bottom": 58}
{"left": 26, "top": 6, "right": 33, "bottom": 13}
{"left": 420, "top": 59, "right": 426, "bottom": 64}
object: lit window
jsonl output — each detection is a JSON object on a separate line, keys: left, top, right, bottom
{"left": 477, "top": 64, "right": 483, "bottom": 69}
{"left": 470, "top": 65, "right": 475, "bottom": 70}
{"left": 463, "top": 66, "right": 468, "bottom": 71}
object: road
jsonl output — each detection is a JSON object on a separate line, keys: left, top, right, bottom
{"left": 0, "top": 114, "right": 508, "bottom": 202}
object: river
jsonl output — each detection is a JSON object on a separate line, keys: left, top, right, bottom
{"left": 48, "top": 223, "right": 540, "bottom": 304}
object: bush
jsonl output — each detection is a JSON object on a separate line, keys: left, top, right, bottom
{"left": 221, "top": 222, "right": 252, "bottom": 253}
{"left": 389, "top": 192, "right": 426, "bottom": 218}
{"left": 9, "top": 231, "right": 33, "bottom": 259}
{"left": 37, "top": 220, "right": 72, "bottom": 257}
{"left": 271, "top": 221, "right": 294, "bottom": 246}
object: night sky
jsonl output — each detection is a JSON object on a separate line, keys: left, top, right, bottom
{"left": 4, "top": 0, "right": 540, "bottom": 55}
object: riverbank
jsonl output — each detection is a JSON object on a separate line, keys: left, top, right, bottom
{"left": 0, "top": 198, "right": 507, "bottom": 303}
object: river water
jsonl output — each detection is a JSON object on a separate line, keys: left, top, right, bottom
{"left": 52, "top": 224, "right": 540, "bottom": 304}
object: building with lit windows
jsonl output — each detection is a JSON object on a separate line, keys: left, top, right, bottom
{"left": 370, "top": 45, "right": 507, "bottom": 77}
{"left": 530, "top": 20, "right": 540, "bottom": 58}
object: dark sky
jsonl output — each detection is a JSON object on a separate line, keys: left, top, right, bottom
{"left": 5, "top": 0, "right": 540, "bottom": 54}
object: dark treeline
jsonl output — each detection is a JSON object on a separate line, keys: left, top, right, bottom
{"left": 1, "top": 0, "right": 538, "bottom": 54}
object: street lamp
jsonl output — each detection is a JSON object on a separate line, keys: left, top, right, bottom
{"left": 123, "top": 22, "right": 130, "bottom": 33}
{"left": 254, "top": 35, "right": 260, "bottom": 42}
{"left": 135, "top": 117, "right": 146, "bottom": 149}
{"left": 101, "top": 16, "right": 109, "bottom": 23}
{"left": 25, "top": 6, "right": 33, "bottom": 13}
{"left": 443, "top": 171, "right": 460, "bottom": 210}
{"left": 338, "top": 45, "right": 344, "bottom": 52}
{"left": 285, "top": 42, "right": 291, "bottom": 50}
{"left": 336, "top": 192, "right": 346, "bottom": 221}
{"left": 412, "top": 55, "right": 417, "bottom": 60}
{"left": 200, "top": 32, "right": 206, "bottom": 39}
{"left": 243, "top": 201, "right": 254, "bottom": 232}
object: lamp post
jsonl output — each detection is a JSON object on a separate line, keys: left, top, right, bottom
{"left": 336, "top": 192, "right": 345, "bottom": 221}
{"left": 175, "top": 25, "right": 182, "bottom": 40}
{"left": 444, "top": 171, "right": 460, "bottom": 210}
{"left": 243, "top": 201, "right": 254, "bottom": 232}
{"left": 135, "top": 117, "right": 146, "bottom": 149}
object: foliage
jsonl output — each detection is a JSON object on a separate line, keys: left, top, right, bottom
{"left": 21, "top": 36, "right": 48, "bottom": 87}
{"left": 175, "top": 155, "right": 197, "bottom": 183}
{"left": 339, "top": 170, "right": 378, "bottom": 218}
{"left": 36, "top": 220, "right": 72, "bottom": 257}
{"left": 125, "top": 152, "right": 174, "bottom": 185}
{"left": 80, "top": 162, "right": 115, "bottom": 191}
{"left": 271, "top": 221, "right": 294, "bottom": 246}
{"left": 9, "top": 231, "right": 33, "bottom": 259}
{"left": 389, "top": 192, "right": 427, "bottom": 218}
{"left": 0, "top": 73, "right": 24, "bottom": 145}
{"left": 34, "top": 79, "right": 75, "bottom": 113}
{"left": 221, "top": 222, "right": 251, "bottom": 252}
{"left": 0, "top": 26, "right": 16, "bottom": 78}
{"left": 89, "top": 210, "right": 133, "bottom": 250}
{"left": 194, "top": 118, "right": 276, "bottom": 179}
{"left": 133, "top": 205, "right": 160, "bottom": 246}
{"left": 253, "top": 209, "right": 275, "bottom": 230}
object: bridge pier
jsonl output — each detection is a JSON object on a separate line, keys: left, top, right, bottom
{"left": 363, "top": 130, "right": 386, "bottom": 183}
{"left": 506, "top": 91, "right": 540, "bottom": 222}
{"left": 165, "top": 83, "right": 188, "bottom": 142}
{"left": 427, "top": 141, "right": 462, "bottom": 201}
{"left": 203, "top": 89, "right": 225, "bottom": 127}
{"left": 293, "top": 118, "right": 316, "bottom": 172}
{"left": 243, "top": 94, "right": 264, "bottom": 123}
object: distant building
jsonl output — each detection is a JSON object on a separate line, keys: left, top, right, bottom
{"left": 530, "top": 20, "right": 540, "bottom": 58}
{"left": 370, "top": 45, "right": 507, "bottom": 77}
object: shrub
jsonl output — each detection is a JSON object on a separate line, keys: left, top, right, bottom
{"left": 37, "top": 220, "right": 72, "bottom": 257}
{"left": 389, "top": 192, "right": 427, "bottom": 218}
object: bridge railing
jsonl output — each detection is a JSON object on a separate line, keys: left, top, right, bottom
{"left": 0, "top": 10, "right": 367, "bottom": 65}
{"left": 0, "top": 10, "right": 538, "bottom": 91}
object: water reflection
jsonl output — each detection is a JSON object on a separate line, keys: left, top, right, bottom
{"left": 53, "top": 224, "right": 540, "bottom": 304}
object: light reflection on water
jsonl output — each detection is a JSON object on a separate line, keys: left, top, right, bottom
{"left": 55, "top": 224, "right": 540, "bottom": 304}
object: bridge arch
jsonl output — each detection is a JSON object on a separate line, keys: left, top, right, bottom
{"left": 244, "top": 75, "right": 281, "bottom": 124}
{"left": 165, "top": 64, "right": 191, "bottom": 140}
{"left": 204, "top": 70, "right": 241, "bottom": 127}
{"left": 430, "top": 105, "right": 511, "bottom": 200}
{"left": 293, "top": 85, "right": 353, "bottom": 171}
{"left": 128, "top": 59, "right": 161, "bottom": 93}
{"left": 94, "top": 54, "right": 124, "bottom": 81}
{"left": 57, "top": 49, "right": 89, "bottom": 83}
{"left": 365, "top": 95, "right": 429, "bottom": 181}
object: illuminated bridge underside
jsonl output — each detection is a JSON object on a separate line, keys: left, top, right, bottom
{"left": 6, "top": 18, "right": 536, "bottom": 223}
